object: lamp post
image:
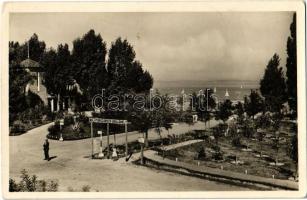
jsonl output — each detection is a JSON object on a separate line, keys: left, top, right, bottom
{"left": 98, "top": 131, "right": 104, "bottom": 158}
{"left": 91, "top": 121, "right": 94, "bottom": 158}
{"left": 107, "top": 123, "right": 110, "bottom": 158}
{"left": 59, "top": 119, "right": 64, "bottom": 141}
{"left": 138, "top": 137, "right": 145, "bottom": 165}
{"left": 125, "top": 121, "right": 128, "bottom": 157}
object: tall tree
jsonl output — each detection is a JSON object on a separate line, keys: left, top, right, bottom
{"left": 289, "top": 125, "right": 298, "bottom": 179}
{"left": 41, "top": 44, "right": 75, "bottom": 112}
{"left": 9, "top": 42, "right": 23, "bottom": 65}
{"left": 286, "top": 13, "right": 297, "bottom": 117}
{"left": 216, "top": 99, "right": 233, "bottom": 124}
{"left": 244, "top": 89, "right": 264, "bottom": 119}
{"left": 107, "top": 38, "right": 153, "bottom": 94}
{"left": 190, "top": 89, "right": 216, "bottom": 120}
{"left": 9, "top": 65, "right": 34, "bottom": 124}
{"left": 152, "top": 94, "right": 175, "bottom": 144}
{"left": 107, "top": 38, "right": 135, "bottom": 92}
{"left": 260, "top": 54, "right": 286, "bottom": 112}
{"left": 41, "top": 49, "right": 58, "bottom": 95}
{"left": 29, "top": 34, "right": 46, "bottom": 61}
{"left": 235, "top": 101, "right": 244, "bottom": 117}
{"left": 10, "top": 33, "right": 46, "bottom": 64}
{"left": 20, "top": 33, "right": 46, "bottom": 62}
{"left": 71, "top": 29, "right": 108, "bottom": 100}
{"left": 9, "top": 34, "right": 46, "bottom": 122}
{"left": 130, "top": 93, "right": 174, "bottom": 147}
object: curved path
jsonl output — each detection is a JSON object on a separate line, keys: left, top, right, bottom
{"left": 9, "top": 120, "right": 251, "bottom": 191}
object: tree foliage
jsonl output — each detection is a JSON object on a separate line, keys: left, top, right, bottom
{"left": 260, "top": 54, "right": 286, "bottom": 112}
{"left": 71, "top": 29, "right": 108, "bottom": 100}
{"left": 9, "top": 169, "right": 58, "bottom": 192}
{"left": 216, "top": 99, "right": 233, "bottom": 123}
{"left": 107, "top": 38, "right": 153, "bottom": 95}
{"left": 9, "top": 37, "right": 46, "bottom": 124}
{"left": 10, "top": 31, "right": 154, "bottom": 123}
{"left": 286, "top": 13, "right": 297, "bottom": 116}
{"left": 27, "top": 33, "right": 46, "bottom": 62}
{"left": 130, "top": 93, "right": 174, "bottom": 147}
{"left": 244, "top": 90, "right": 264, "bottom": 118}
{"left": 190, "top": 89, "right": 216, "bottom": 121}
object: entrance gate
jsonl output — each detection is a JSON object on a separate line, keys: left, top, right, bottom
{"left": 89, "top": 118, "right": 131, "bottom": 159}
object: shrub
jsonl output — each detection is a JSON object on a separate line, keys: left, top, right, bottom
{"left": 64, "top": 115, "right": 74, "bottom": 126}
{"left": 79, "top": 114, "right": 89, "bottom": 123}
{"left": 9, "top": 178, "right": 20, "bottom": 192}
{"left": 55, "top": 111, "right": 64, "bottom": 120}
{"left": 212, "top": 145, "right": 221, "bottom": 152}
{"left": 47, "top": 181, "right": 59, "bottom": 192}
{"left": 48, "top": 124, "right": 60, "bottom": 136}
{"left": 82, "top": 185, "right": 91, "bottom": 192}
{"left": 212, "top": 151, "right": 223, "bottom": 161}
{"left": 211, "top": 145, "right": 223, "bottom": 160}
{"left": 212, "top": 126, "right": 223, "bottom": 143}
{"left": 9, "top": 169, "right": 58, "bottom": 192}
{"left": 11, "top": 120, "right": 26, "bottom": 134}
{"left": 242, "top": 119, "right": 256, "bottom": 138}
{"left": 198, "top": 147, "right": 206, "bottom": 160}
{"left": 232, "top": 136, "right": 242, "bottom": 148}
{"left": 46, "top": 111, "right": 57, "bottom": 121}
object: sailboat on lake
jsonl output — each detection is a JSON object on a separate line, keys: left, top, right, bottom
{"left": 225, "top": 89, "right": 230, "bottom": 98}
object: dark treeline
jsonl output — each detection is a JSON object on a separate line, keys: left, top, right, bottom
{"left": 244, "top": 13, "right": 297, "bottom": 119}
{"left": 9, "top": 30, "right": 154, "bottom": 123}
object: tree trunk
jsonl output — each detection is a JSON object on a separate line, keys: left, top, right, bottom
{"left": 107, "top": 123, "right": 110, "bottom": 158}
{"left": 167, "top": 129, "right": 171, "bottom": 144}
{"left": 294, "top": 162, "right": 298, "bottom": 180}
{"left": 140, "top": 143, "right": 144, "bottom": 165}
{"left": 57, "top": 94, "right": 60, "bottom": 112}
{"left": 145, "top": 130, "right": 149, "bottom": 148}
{"left": 275, "top": 150, "right": 278, "bottom": 165}
{"left": 159, "top": 129, "right": 163, "bottom": 146}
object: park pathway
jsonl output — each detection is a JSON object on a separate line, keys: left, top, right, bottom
{"left": 9, "top": 119, "right": 252, "bottom": 191}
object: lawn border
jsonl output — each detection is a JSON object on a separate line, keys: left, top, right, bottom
{"left": 143, "top": 150, "right": 298, "bottom": 191}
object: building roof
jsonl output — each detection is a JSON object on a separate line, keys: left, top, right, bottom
{"left": 20, "top": 58, "right": 41, "bottom": 69}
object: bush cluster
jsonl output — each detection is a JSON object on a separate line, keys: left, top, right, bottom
{"left": 9, "top": 169, "right": 58, "bottom": 192}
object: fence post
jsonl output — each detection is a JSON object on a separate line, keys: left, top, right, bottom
{"left": 107, "top": 123, "right": 110, "bottom": 158}
{"left": 91, "top": 121, "right": 93, "bottom": 158}
{"left": 125, "top": 123, "right": 128, "bottom": 157}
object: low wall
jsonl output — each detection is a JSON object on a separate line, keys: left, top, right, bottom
{"left": 143, "top": 152, "right": 298, "bottom": 191}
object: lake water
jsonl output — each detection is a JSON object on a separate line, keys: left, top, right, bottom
{"left": 155, "top": 86, "right": 259, "bottom": 102}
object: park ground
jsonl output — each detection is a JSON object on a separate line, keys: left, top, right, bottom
{"left": 9, "top": 120, "right": 253, "bottom": 191}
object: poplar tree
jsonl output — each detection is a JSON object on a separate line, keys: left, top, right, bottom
{"left": 286, "top": 13, "right": 297, "bottom": 117}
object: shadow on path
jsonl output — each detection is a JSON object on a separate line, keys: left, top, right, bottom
{"left": 48, "top": 156, "right": 57, "bottom": 161}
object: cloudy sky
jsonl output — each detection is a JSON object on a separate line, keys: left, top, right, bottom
{"left": 10, "top": 12, "right": 294, "bottom": 84}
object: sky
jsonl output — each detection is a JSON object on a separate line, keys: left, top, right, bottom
{"left": 10, "top": 12, "right": 294, "bottom": 84}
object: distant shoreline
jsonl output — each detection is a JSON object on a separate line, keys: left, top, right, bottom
{"left": 154, "top": 86, "right": 259, "bottom": 101}
{"left": 154, "top": 80, "right": 259, "bottom": 89}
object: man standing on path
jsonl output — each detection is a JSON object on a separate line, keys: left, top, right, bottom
{"left": 43, "top": 139, "right": 49, "bottom": 161}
